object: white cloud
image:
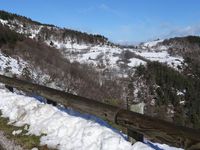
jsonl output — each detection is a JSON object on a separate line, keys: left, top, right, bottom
{"left": 164, "top": 23, "right": 200, "bottom": 38}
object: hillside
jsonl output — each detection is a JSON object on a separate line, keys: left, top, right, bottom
{"left": 0, "top": 10, "right": 185, "bottom": 75}
{"left": 128, "top": 37, "right": 200, "bottom": 128}
{"left": 162, "top": 36, "right": 200, "bottom": 79}
{"left": 0, "top": 10, "right": 200, "bottom": 130}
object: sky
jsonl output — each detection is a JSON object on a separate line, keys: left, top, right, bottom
{"left": 0, "top": 0, "right": 200, "bottom": 44}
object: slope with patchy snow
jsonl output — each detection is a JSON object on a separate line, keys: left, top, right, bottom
{"left": 0, "top": 52, "right": 28, "bottom": 76}
{"left": 134, "top": 39, "right": 185, "bottom": 70}
{"left": 0, "top": 16, "right": 186, "bottom": 77}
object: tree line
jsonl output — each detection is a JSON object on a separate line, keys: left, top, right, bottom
{"left": 133, "top": 62, "right": 200, "bottom": 129}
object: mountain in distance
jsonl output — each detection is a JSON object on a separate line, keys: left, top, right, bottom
{"left": 0, "top": 10, "right": 200, "bottom": 129}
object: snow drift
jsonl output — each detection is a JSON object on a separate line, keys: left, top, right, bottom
{"left": 0, "top": 86, "right": 152, "bottom": 150}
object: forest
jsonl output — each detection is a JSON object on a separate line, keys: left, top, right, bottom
{"left": 135, "top": 62, "right": 200, "bottom": 128}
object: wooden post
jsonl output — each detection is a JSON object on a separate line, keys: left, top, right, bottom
{"left": 0, "top": 75, "right": 199, "bottom": 149}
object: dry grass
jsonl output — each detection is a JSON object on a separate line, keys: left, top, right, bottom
{"left": 0, "top": 111, "right": 56, "bottom": 150}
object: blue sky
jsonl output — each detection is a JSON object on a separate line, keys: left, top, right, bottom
{"left": 0, "top": 0, "right": 200, "bottom": 43}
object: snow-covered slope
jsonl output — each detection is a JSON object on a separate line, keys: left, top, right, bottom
{"left": 135, "top": 39, "right": 185, "bottom": 70}
{"left": 0, "top": 86, "right": 150, "bottom": 150}
{"left": 134, "top": 50, "right": 184, "bottom": 70}
{"left": 142, "top": 39, "right": 164, "bottom": 48}
{"left": 0, "top": 85, "right": 183, "bottom": 150}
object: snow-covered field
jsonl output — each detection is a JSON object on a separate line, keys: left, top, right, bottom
{"left": 0, "top": 85, "right": 183, "bottom": 150}
{"left": 134, "top": 50, "right": 184, "bottom": 69}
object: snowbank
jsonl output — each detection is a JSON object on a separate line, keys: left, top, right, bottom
{"left": 0, "top": 88, "right": 152, "bottom": 150}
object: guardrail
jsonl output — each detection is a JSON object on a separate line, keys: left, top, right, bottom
{"left": 0, "top": 74, "right": 199, "bottom": 149}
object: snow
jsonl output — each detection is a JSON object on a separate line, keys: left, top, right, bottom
{"left": 46, "top": 37, "right": 183, "bottom": 74}
{"left": 29, "top": 26, "right": 43, "bottom": 39}
{"left": 128, "top": 58, "right": 146, "bottom": 67}
{"left": 12, "top": 130, "right": 22, "bottom": 135}
{"left": 179, "top": 101, "right": 185, "bottom": 105}
{"left": 0, "top": 17, "right": 185, "bottom": 75}
{"left": 136, "top": 39, "right": 185, "bottom": 70}
{"left": 1, "top": 18, "right": 43, "bottom": 39}
{"left": 143, "top": 40, "right": 164, "bottom": 48}
{"left": 80, "top": 51, "right": 101, "bottom": 61}
{"left": 31, "top": 148, "right": 39, "bottom": 150}
{"left": 0, "top": 83, "right": 184, "bottom": 150}
{"left": 61, "top": 44, "right": 124, "bottom": 71}
{"left": 177, "top": 91, "right": 184, "bottom": 96}
{"left": 132, "top": 142, "right": 153, "bottom": 150}
{"left": 46, "top": 40, "right": 89, "bottom": 50}
{"left": 177, "top": 90, "right": 185, "bottom": 96}
{"left": 0, "top": 88, "right": 153, "bottom": 150}
{"left": 135, "top": 50, "right": 184, "bottom": 69}
{"left": 72, "top": 43, "right": 89, "bottom": 49}
{"left": 0, "top": 53, "right": 27, "bottom": 75}
{"left": 146, "top": 142, "right": 183, "bottom": 150}
{"left": 0, "top": 19, "right": 8, "bottom": 25}
{"left": 158, "top": 45, "right": 168, "bottom": 50}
